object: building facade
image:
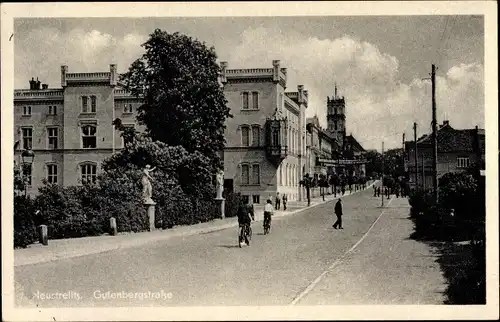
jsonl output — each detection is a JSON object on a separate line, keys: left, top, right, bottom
{"left": 219, "top": 60, "right": 308, "bottom": 203}
{"left": 14, "top": 65, "right": 143, "bottom": 195}
{"left": 404, "top": 120, "right": 485, "bottom": 190}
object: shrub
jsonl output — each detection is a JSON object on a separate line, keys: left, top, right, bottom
{"left": 224, "top": 192, "right": 243, "bottom": 218}
{"left": 14, "top": 195, "right": 37, "bottom": 248}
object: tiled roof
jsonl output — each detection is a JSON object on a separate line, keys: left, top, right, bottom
{"left": 417, "top": 124, "right": 484, "bottom": 153}
{"left": 345, "top": 135, "right": 366, "bottom": 152}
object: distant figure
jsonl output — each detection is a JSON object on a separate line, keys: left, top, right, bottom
{"left": 333, "top": 199, "right": 344, "bottom": 229}
{"left": 373, "top": 185, "right": 377, "bottom": 197}
{"left": 341, "top": 186, "right": 346, "bottom": 196}
{"left": 275, "top": 192, "right": 281, "bottom": 210}
{"left": 282, "top": 194, "right": 288, "bottom": 211}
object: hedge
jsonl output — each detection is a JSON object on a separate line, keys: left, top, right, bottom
{"left": 14, "top": 195, "right": 38, "bottom": 248}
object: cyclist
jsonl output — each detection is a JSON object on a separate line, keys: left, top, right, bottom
{"left": 263, "top": 198, "right": 274, "bottom": 234}
{"left": 237, "top": 198, "right": 254, "bottom": 247}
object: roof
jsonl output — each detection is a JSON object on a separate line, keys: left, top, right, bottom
{"left": 416, "top": 124, "right": 485, "bottom": 153}
{"left": 345, "top": 135, "right": 366, "bottom": 152}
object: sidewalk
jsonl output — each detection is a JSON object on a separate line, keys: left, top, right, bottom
{"left": 297, "top": 195, "right": 448, "bottom": 305}
{"left": 14, "top": 181, "right": 377, "bottom": 267}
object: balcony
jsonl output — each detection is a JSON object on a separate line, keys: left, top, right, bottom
{"left": 265, "top": 108, "right": 288, "bottom": 165}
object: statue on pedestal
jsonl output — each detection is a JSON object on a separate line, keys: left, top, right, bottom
{"left": 215, "top": 169, "right": 224, "bottom": 199}
{"left": 141, "top": 165, "right": 156, "bottom": 204}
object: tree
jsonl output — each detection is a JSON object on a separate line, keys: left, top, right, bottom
{"left": 119, "top": 29, "right": 232, "bottom": 174}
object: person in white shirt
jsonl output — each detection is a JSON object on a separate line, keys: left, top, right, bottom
{"left": 263, "top": 199, "right": 274, "bottom": 233}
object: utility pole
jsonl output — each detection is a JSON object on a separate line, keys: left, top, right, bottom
{"left": 381, "top": 141, "right": 385, "bottom": 207}
{"left": 431, "top": 64, "right": 438, "bottom": 202}
{"left": 413, "top": 122, "right": 418, "bottom": 190}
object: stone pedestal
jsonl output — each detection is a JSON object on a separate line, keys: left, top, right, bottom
{"left": 38, "top": 225, "right": 48, "bottom": 246}
{"left": 110, "top": 217, "right": 117, "bottom": 236}
{"left": 215, "top": 197, "right": 225, "bottom": 219}
{"left": 145, "top": 200, "right": 156, "bottom": 232}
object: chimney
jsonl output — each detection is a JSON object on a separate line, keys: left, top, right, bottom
{"left": 110, "top": 64, "right": 117, "bottom": 86}
{"left": 272, "top": 60, "right": 280, "bottom": 83}
{"left": 219, "top": 61, "right": 228, "bottom": 84}
{"left": 29, "top": 77, "right": 36, "bottom": 90}
{"left": 36, "top": 77, "right": 41, "bottom": 90}
{"left": 442, "top": 120, "right": 449, "bottom": 127}
{"left": 61, "top": 65, "right": 68, "bottom": 87}
{"left": 42, "top": 84, "right": 48, "bottom": 90}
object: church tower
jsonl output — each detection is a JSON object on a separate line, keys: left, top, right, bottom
{"left": 326, "top": 84, "right": 346, "bottom": 147}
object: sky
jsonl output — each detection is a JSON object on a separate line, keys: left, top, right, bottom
{"left": 14, "top": 16, "right": 484, "bottom": 151}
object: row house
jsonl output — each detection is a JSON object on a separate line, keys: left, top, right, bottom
{"left": 404, "top": 120, "right": 485, "bottom": 190}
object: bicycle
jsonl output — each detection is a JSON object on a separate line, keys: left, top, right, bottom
{"left": 238, "top": 222, "right": 252, "bottom": 247}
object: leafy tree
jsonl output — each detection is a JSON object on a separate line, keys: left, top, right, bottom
{"left": 14, "top": 164, "right": 26, "bottom": 195}
{"left": 102, "top": 130, "right": 215, "bottom": 199}
{"left": 119, "top": 29, "right": 232, "bottom": 173}
{"left": 438, "top": 172, "right": 478, "bottom": 220}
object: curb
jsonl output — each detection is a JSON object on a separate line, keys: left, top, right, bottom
{"left": 14, "top": 181, "right": 378, "bottom": 267}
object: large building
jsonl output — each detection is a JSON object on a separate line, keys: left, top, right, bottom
{"left": 219, "top": 60, "right": 308, "bottom": 203}
{"left": 404, "top": 120, "right": 485, "bottom": 190}
{"left": 14, "top": 65, "right": 143, "bottom": 195}
{"left": 14, "top": 61, "right": 310, "bottom": 202}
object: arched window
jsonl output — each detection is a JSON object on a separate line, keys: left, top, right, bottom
{"left": 241, "top": 126, "right": 250, "bottom": 146}
{"left": 272, "top": 128, "right": 279, "bottom": 146}
{"left": 241, "top": 163, "right": 250, "bottom": 185}
{"left": 80, "top": 162, "right": 97, "bottom": 184}
{"left": 82, "top": 125, "right": 97, "bottom": 149}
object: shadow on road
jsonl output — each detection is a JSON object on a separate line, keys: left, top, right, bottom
{"left": 216, "top": 245, "right": 240, "bottom": 249}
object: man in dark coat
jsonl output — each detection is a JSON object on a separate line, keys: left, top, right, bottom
{"left": 333, "top": 199, "right": 344, "bottom": 229}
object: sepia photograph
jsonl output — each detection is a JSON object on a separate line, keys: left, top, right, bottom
{"left": 2, "top": 1, "right": 498, "bottom": 321}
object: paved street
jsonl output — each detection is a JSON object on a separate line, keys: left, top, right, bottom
{"left": 15, "top": 186, "right": 446, "bottom": 307}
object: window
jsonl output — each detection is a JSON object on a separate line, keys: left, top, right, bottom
{"left": 242, "top": 195, "right": 250, "bottom": 204}
{"left": 252, "top": 195, "right": 260, "bottom": 204}
{"left": 457, "top": 157, "right": 470, "bottom": 168}
{"left": 241, "top": 126, "right": 250, "bottom": 146}
{"left": 82, "top": 125, "right": 97, "bottom": 149}
{"left": 334, "top": 121, "right": 338, "bottom": 131}
{"left": 272, "top": 128, "right": 279, "bottom": 146}
{"left": 90, "top": 96, "right": 97, "bottom": 113}
{"left": 48, "top": 105, "right": 57, "bottom": 115}
{"left": 334, "top": 108, "right": 337, "bottom": 115}
{"left": 252, "top": 92, "right": 259, "bottom": 109}
{"left": 241, "top": 164, "right": 250, "bottom": 185}
{"left": 23, "top": 106, "right": 32, "bottom": 116}
{"left": 252, "top": 164, "right": 260, "bottom": 185}
{"left": 47, "top": 164, "right": 58, "bottom": 184}
{"left": 48, "top": 128, "right": 58, "bottom": 149}
{"left": 82, "top": 96, "right": 88, "bottom": 112}
{"left": 22, "top": 165, "right": 32, "bottom": 186}
{"left": 22, "top": 127, "right": 33, "bottom": 149}
{"left": 242, "top": 92, "right": 249, "bottom": 109}
{"left": 252, "top": 126, "right": 260, "bottom": 146}
{"left": 81, "top": 163, "right": 97, "bottom": 184}
{"left": 121, "top": 124, "right": 135, "bottom": 146}
{"left": 124, "top": 103, "right": 133, "bottom": 113}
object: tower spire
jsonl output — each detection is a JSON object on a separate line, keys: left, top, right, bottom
{"left": 335, "top": 83, "right": 338, "bottom": 99}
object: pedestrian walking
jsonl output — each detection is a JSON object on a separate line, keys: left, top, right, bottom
{"left": 333, "top": 198, "right": 344, "bottom": 229}
{"left": 341, "top": 185, "right": 345, "bottom": 196}
{"left": 275, "top": 192, "right": 281, "bottom": 210}
{"left": 282, "top": 194, "right": 287, "bottom": 211}
{"left": 373, "top": 185, "right": 377, "bottom": 197}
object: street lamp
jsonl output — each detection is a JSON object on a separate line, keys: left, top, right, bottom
{"left": 21, "top": 148, "right": 35, "bottom": 196}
